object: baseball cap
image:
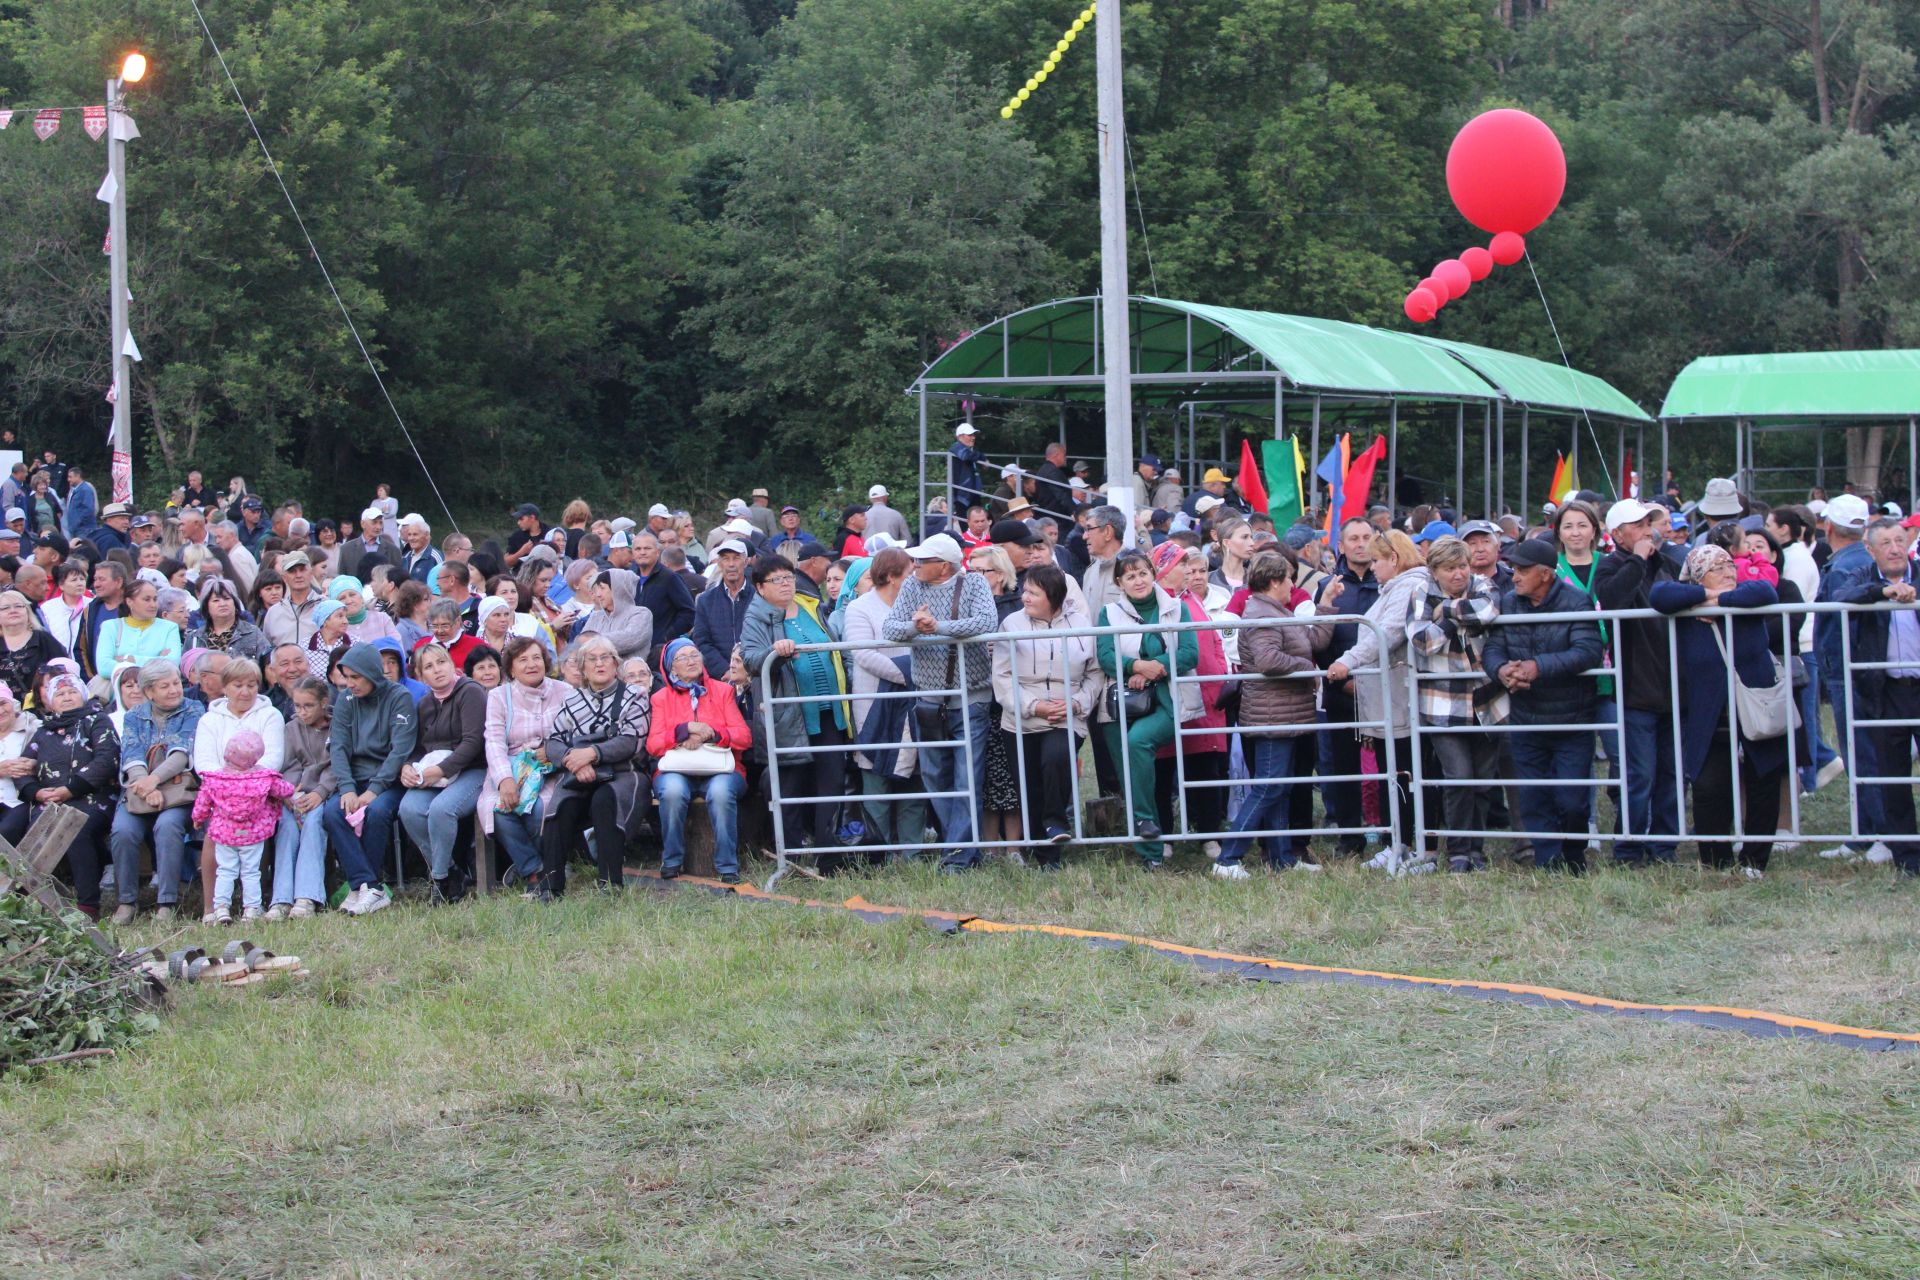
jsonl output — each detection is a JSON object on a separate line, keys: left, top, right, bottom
{"left": 1506, "top": 538, "right": 1560, "bottom": 569}
{"left": 725, "top": 498, "right": 749, "bottom": 516}
{"left": 1140, "top": 453, "right": 1162, "bottom": 471}
{"left": 647, "top": 503, "right": 671, "bottom": 519}
{"left": 1203, "top": 467, "right": 1230, "bottom": 485}
{"left": 1807, "top": 499, "right": 1828, "bottom": 517}
{"left": 954, "top": 423, "right": 976, "bottom": 439}
{"left": 129, "top": 514, "right": 155, "bottom": 530}
{"left": 242, "top": 496, "right": 265, "bottom": 511}
{"left": 1604, "top": 498, "right": 1656, "bottom": 531}
{"left": 868, "top": 484, "right": 889, "bottom": 500}
{"left": 723, "top": 518, "right": 754, "bottom": 537}
{"left": 1458, "top": 519, "right": 1501, "bottom": 538}
{"left": 608, "top": 531, "right": 632, "bottom": 549}
{"left": 1194, "top": 495, "right": 1225, "bottom": 514}
{"left": 1000, "top": 463, "right": 1022, "bottom": 479}
{"left": 512, "top": 502, "right": 541, "bottom": 519}
{"left": 0, "top": 528, "right": 20, "bottom": 544}
{"left": 780, "top": 504, "right": 801, "bottom": 515}
{"left": 907, "top": 534, "right": 964, "bottom": 565}
{"left": 3, "top": 508, "right": 23, "bottom": 524}
{"left": 280, "top": 550, "right": 312, "bottom": 570}
{"left": 1887, "top": 502, "right": 1906, "bottom": 517}
{"left": 360, "top": 506, "right": 384, "bottom": 523}
{"left": 398, "top": 512, "right": 428, "bottom": 529}
{"left": 608, "top": 516, "right": 636, "bottom": 534}
{"left": 1413, "top": 519, "right": 1457, "bottom": 544}
{"left": 1069, "top": 477, "right": 1089, "bottom": 491}
{"left": 714, "top": 538, "right": 749, "bottom": 556}
{"left": 36, "top": 532, "right": 67, "bottom": 553}
{"left": 1825, "top": 493, "right": 1870, "bottom": 530}
{"left": 1072, "top": 460, "right": 1090, "bottom": 475}
{"left": 990, "top": 518, "right": 1038, "bottom": 546}
{"left": 1697, "top": 477, "right": 1743, "bottom": 518}
{"left": 794, "top": 539, "right": 832, "bottom": 562}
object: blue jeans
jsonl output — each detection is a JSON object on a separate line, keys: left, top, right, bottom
{"left": 1217, "top": 734, "right": 1302, "bottom": 866}
{"left": 1510, "top": 729, "right": 1594, "bottom": 870}
{"left": 656, "top": 770, "right": 746, "bottom": 876}
{"left": 321, "top": 787, "right": 404, "bottom": 890}
{"left": 492, "top": 809, "right": 545, "bottom": 879}
{"left": 1616, "top": 707, "right": 1680, "bottom": 863}
{"left": 110, "top": 805, "right": 196, "bottom": 906}
{"left": 397, "top": 767, "right": 487, "bottom": 880}
{"left": 920, "top": 700, "right": 991, "bottom": 866}
{"left": 1825, "top": 674, "right": 1885, "bottom": 846}
{"left": 1798, "top": 651, "right": 1838, "bottom": 791}
{"left": 272, "top": 807, "right": 329, "bottom": 905}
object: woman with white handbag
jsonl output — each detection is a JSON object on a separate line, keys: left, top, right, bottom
{"left": 647, "top": 638, "right": 752, "bottom": 884}
{"left": 1652, "top": 544, "right": 1800, "bottom": 879}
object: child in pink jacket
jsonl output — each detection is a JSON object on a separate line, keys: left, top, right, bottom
{"left": 191, "top": 728, "right": 295, "bottom": 924}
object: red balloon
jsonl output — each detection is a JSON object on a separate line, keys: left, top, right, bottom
{"left": 1433, "top": 259, "right": 1472, "bottom": 301}
{"left": 1460, "top": 245, "right": 1494, "bottom": 280}
{"left": 1446, "top": 108, "right": 1566, "bottom": 234}
{"left": 1417, "top": 277, "right": 1449, "bottom": 307}
{"left": 1404, "top": 288, "right": 1439, "bottom": 323}
{"left": 1489, "top": 230, "right": 1526, "bottom": 266}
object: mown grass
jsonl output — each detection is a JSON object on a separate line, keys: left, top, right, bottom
{"left": 5, "top": 836, "right": 1920, "bottom": 1279}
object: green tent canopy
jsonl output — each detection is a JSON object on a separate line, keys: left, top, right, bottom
{"left": 1661, "top": 350, "right": 1920, "bottom": 421}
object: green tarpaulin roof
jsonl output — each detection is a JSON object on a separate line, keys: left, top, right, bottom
{"left": 1661, "top": 350, "right": 1920, "bottom": 421}
{"left": 911, "top": 296, "right": 1650, "bottom": 419}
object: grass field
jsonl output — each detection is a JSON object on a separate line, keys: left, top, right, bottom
{"left": 6, "top": 822, "right": 1920, "bottom": 1279}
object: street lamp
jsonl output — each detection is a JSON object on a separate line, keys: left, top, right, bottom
{"left": 106, "top": 51, "right": 144, "bottom": 503}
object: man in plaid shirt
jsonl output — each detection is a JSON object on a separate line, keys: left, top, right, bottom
{"left": 1406, "top": 536, "right": 1505, "bottom": 872}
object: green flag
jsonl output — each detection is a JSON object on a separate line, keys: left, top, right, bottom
{"left": 1262, "top": 437, "right": 1306, "bottom": 527}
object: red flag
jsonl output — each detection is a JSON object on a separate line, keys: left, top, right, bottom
{"left": 83, "top": 106, "right": 106, "bottom": 141}
{"left": 32, "top": 109, "right": 60, "bottom": 140}
{"left": 1235, "top": 438, "right": 1268, "bottom": 516}
{"left": 1340, "top": 436, "right": 1388, "bottom": 523}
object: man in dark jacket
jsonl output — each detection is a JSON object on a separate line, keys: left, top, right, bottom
{"left": 631, "top": 531, "right": 696, "bottom": 654}
{"left": 691, "top": 539, "right": 757, "bottom": 678}
{"left": 949, "top": 423, "right": 983, "bottom": 510}
{"left": 1814, "top": 494, "right": 1886, "bottom": 859}
{"left": 1313, "top": 517, "right": 1382, "bottom": 855}
{"left": 320, "top": 643, "right": 419, "bottom": 916}
{"left": 1031, "top": 442, "right": 1075, "bottom": 522}
{"left": 1484, "top": 539, "right": 1604, "bottom": 871}
{"left": 1593, "top": 499, "right": 1681, "bottom": 865}
{"left": 1837, "top": 518, "right": 1920, "bottom": 874}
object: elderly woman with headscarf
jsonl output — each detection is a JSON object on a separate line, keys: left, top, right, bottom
{"left": 1652, "top": 542, "right": 1792, "bottom": 879}
{"left": 536, "top": 633, "right": 649, "bottom": 898}
{"left": 0, "top": 682, "right": 39, "bottom": 848}
{"left": 647, "top": 637, "right": 751, "bottom": 883}
{"left": 23, "top": 666, "right": 118, "bottom": 920}
{"left": 305, "top": 597, "right": 352, "bottom": 679}
{"left": 328, "top": 574, "right": 398, "bottom": 646}
{"left": 107, "top": 658, "right": 204, "bottom": 924}
{"left": 574, "top": 568, "right": 653, "bottom": 663}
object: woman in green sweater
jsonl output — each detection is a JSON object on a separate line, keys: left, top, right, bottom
{"left": 1097, "top": 552, "right": 1200, "bottom": 869}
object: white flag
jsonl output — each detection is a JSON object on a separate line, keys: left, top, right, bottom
{"left": 109, "top": 111, "right": 140, "bottom": 143}
{"left": 121, "top": 331, "right": 142, "bottom": 362}
{"left": 95, "top": 172, "right": 117, "bottom": 204}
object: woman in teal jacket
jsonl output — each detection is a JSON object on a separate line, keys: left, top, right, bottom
{"left": 1096, "top": 551, "right": 1199, "bottom": 868}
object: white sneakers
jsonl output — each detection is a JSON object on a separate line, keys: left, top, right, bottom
{"left": 1363, "top": 846, "right": 1401, "bottom": 872}
{"left": 1741, "top": 866, "right": 1765, "bottom": 881}
{"left": 1211, "top": 862, "right": 1252, "bottom": 882}
{"left": 1865, "top": 842, "right": 1895, "bottom": 865}
{"left": 1394, "top": 853, "right": 1438, "bottom": 878}
{"left": 1816, "top": 841, "right": 1894, "bottom": 864}
{"left": 241, "top": 906, "right": 262, "bottom": 922}
{"left": 1816, "top": 758, "right": 1847, "bottom": 790}
{"left": 289, "top": 899, "right": 317, "bottom": 919}
{"left": 263, "top": 903, "right": 289, "bottom": 922}
{"left": 341, "top": 885, "right": 392, "bottom": 916}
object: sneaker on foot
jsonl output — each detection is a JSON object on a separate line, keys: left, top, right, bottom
{"left": 263, "top": 903, "right": 288, "bottom": 922}
{"left": 338, "top": 886, "right": 366, "bottom": 915}
{"left": 1741, "top": 866, "right": 1765, "bottom": 881}
{"left": 1394, "top": 853, "right": 1437, "bottom": 878}
{"left": 1212, "top": 862, "right": 1252, "bottom": 881}
{"left": 152, "top": 905, "right": 175, "bottom": 923}
{"left": 1818, "top": 845, "right": 1861, "bottom": 861}
{"left": 242, "top": 906, "right": 263, "bottom": 921}
{"left": 1292, "top": 860, "right": 1324, "bottom": 872}
{"left": 202, "top": 912, "right": 220, "bottom": 925}
{"left": 357, "top": 886, "right": 392, "bottom": 916}
{"left": 1866, "top": 842, "right": 1895, "bottom": 865}
{"left": 1045, "top": 825, "right": 1072, "bottom": 845}
{"left": 1771, "top": 830, "right": 1799, "bottom": 853}
{"left": 290, "top": 899, "right": 317, "bottom": 919}
{"left": 1816, "top": 757, "right": 1846, "bottom": 790}
{"left": 1448, "top": 855, "right": 1475, "bottom": 874}
{"left": 719, "top": 873, "right": 742, "bottom": 885}
{"left": 110, "top": 904, "right": 136, "bottom": 926}
{"left": 214, "top": 908, "right": 233, "bottom": 925}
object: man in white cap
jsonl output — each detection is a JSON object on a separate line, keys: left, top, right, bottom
{"left": 1594, "top": 497, "right": 1681, "bottom": 866}
{"left": 398, "top": 512, "right": 440, "bottom": 585}
{"left": 606, "top": 530, "right": 635, "bottom": 571}
{"left": 949, "top": 422, "right": 983, "bottom": 512}
{"left": 646, "top": 503, "right": 673, "bottom": 537}
{"left": 691, "top": 537, "right": 757, "bottom": 678}
{"left": 883, "top": 531, "right": 998, "bottom": 870}
{"left": 1814, "top": 492, "right": 1889, "bottom": 860}
{"left": 746, "top": 488, "right": 778, "bottom": 540}
{"left": 865, "top": 483, "right": 910, "bottom": 544}
{"left": 346, "top": 507, "right": 402, "bottom": 572}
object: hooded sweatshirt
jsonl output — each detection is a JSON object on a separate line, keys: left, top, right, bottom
{"left": 369, "top": 635, "right": 428, "bottom": 702}
{"left": 577, "top": 568, "right": 653, "bottom": 660}
{"left": 329, "top": 642, "right": 418, "bottom": 795}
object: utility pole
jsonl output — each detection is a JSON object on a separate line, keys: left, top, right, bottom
{"left": 106, "top": 71, "right": 136, "bottom": 504}
{"left": 1094, "top": 0, "right": 1135, "bottom": 526}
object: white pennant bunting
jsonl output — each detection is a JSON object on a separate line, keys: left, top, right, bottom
{"left": 95, "top": 171, "right": 117, "bottom": 204}
{"left": 83, "top": 106, "right": 106, "bottom": 141}
{"left": 0, "top": 110, "right": 12, "bottom": 130}
{"left": 32, "top": 108, "right": 59, "bottom": 140}
{"left": 121, "top": 331, "right": 142, "bottom": 363}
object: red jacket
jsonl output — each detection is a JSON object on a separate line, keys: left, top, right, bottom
{"left": 647, "top": 677, "right": 751, "bottom": 776}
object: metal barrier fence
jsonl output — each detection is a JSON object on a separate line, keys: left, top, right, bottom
{"left": 754, "top": 597, "right": 1920, "bottom": 885}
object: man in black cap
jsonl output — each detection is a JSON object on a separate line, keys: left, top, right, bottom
{"left": 792, "top": 539, "right": 833, "bottom": 601}
{"left": 504, "top": 502, "right": 549, "bottom": 569}
{"left": 235, "top": 495, "right": 271, "bottom": 554}
{"left": 1483, "top": 539, "right": 1604, "bottom": 872}
{"left": 128, "top": 512, "right": 158, "bottom": 549}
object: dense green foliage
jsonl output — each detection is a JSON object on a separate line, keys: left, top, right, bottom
{"left": 1, "top": 1, "right": 1916, "bottom": 518}
{"left": 1, "top": 892, "right": 157, "bottom": 1077}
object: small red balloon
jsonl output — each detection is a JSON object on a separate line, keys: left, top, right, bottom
{"left": 1404, "top": 288, "right": 1439, "bottom": 323}
{"left": 1417, "top": 277, "right": 1449, "bottom": 307}
{"left": 1460, "top": 246, "right": 1494, "bottom": 280}
{"left": 1446, "top": 108, "right": 1566, "bottom": 234}
{"left": 1433, "top": 259, "right": 1472, "bottom": 301}
{"left": 1489, "top": 231, "right": 1526, "bottom": 266}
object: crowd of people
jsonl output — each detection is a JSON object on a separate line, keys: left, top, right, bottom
{"left": 6, "top": 440, "right": 1918, "bottom": 927}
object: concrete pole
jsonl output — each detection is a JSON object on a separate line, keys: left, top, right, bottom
{"left": 107, "top": 77, "right": 133, "bottom": 503}
{"left": 1095, "top": 0, "right": 1135, "bottom": 518}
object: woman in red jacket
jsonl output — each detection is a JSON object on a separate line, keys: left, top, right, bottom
{"left": 648, "top": 637, "right": 752, "bottom": 883}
